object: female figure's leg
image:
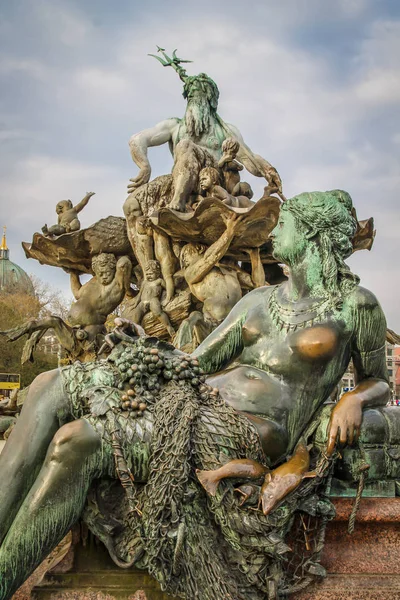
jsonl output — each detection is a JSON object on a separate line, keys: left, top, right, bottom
{"left": 0, "top": 418, "right": 104, "bottom": 600}
{"left": 0, "top": 370, "right": 71, "bottom": 543}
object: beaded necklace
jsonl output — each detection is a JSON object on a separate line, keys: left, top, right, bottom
{"left": 268, "top": 286, "right": 336, "bottom": 332}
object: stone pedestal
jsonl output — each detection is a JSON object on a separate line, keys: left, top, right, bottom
{"left": 297, "top": 497, "right": 400, "bottom": 599}
{"left": 31, "top": 541, "right": 170, "bottom": 600}
{"left": 29, "top": 498, "right": 400, "bottom": 600}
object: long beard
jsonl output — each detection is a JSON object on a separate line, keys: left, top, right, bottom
{"left": 185, "top": 97, "right": 212, "bottom": 138}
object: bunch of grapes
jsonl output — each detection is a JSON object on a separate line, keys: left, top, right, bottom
{"left": 112, "top": 340, "right": 217, "bottom": 419}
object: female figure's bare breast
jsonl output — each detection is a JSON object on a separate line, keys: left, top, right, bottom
{"left": 204, "top": 288, "right": 352, "bottom": 456}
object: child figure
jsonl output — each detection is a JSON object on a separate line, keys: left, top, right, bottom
{"left": 126, "top": 260, "right": 175, "bottom": 337}
{"left": 218, "top": 138, "right": 254, "bottom": 202}
{"left": 198, "top": 167, "right": 254, "bottom": 208}
{"left": 218, "top": 138, "right": 244, "bottom": 195}
{"left": 42, "top": 192, "right": 95, "bottom": 237}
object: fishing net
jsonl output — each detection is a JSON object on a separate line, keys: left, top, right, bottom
{"left": 62, "top": 332, "right": 336, "bottom": 599}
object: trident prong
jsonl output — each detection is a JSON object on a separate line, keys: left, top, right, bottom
{"left": 172, "top": 49, "right": 192, "bottom": 64}
{"left": 148, "top": 53, "right": 171, "bottom": 67}
{"left": 148, "top": 47, "right": 192, "bottom": 82}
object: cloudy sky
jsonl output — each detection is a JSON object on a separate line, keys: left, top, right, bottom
{"left": 0, "top": 0, "right": 399, "bottom": 329}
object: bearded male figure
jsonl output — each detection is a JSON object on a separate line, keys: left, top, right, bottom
{"left": 127, "top": 51, "right": 282, "bottom": 211}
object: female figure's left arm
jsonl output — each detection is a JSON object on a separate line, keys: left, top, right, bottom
{"left": 192, "top": 287, "right": 264, "bottom": 373}
{"left": 327, "top": 288, "right": 390, "bottom": 456}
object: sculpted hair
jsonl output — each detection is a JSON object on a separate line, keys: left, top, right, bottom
{"left": 180, "top": 244, "right": 205, "bottom": 269}
{"left": 145, "top": 259, "right": 161, "bottom": 275}
{"left": 92, "top": 253, "right": 117, "bottom": 271}
{"left": 222, "top": 138, "right": 240, "bottom": 155}
{"left": 57, "top": 200, "right": 73, "bottom": 210}
{"left": 183, "top": 73, "right": 219, "bottom": 110}
{"left": 283, "top": 190, "right": 360, "bottom": 298}
{"left": 199, "top": 167, "right": 220, "bottom": 186}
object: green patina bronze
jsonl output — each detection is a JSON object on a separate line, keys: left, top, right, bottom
{"left": 0, "top": 188, "right": 392, "bottom": 600}
{"left": 0, "top": 50, "right": 397, "bottom": 600}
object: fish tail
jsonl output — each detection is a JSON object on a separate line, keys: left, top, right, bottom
{"left": 293, "top": 439, "right": 310, "bottom": 471}
{"left": 196, "top": 469, "right": 219, "bottom": 496}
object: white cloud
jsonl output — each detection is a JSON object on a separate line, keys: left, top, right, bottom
{"left": 337, "top": 0, "right": 371, "bottom": 18}
{"left": 0, "top": 153, "right": 129, "bottom": 299}
{"left": 392, "top": 133, "right": 400, "bottom": 145}
{"left": 353, "top": 20, "right": 400, "bottom": 105}
{"left": 0, "top": 3, "right": 399, "bottom": 328}
{"left": 0, "top": 155, "right": 126, "bottom": 231}
{"left": 355, "top": 69, "right": 400, "bottom": 105}
{"left": 33, "top": 0, "right": 94, "bottom": 48}
{"left": 0, "top": 57, "right": 47, "bottom": 80}
{"left": 67, "top": 66, "right": 132, "bottom": 108}
{"left": 0, "top": 128, "right": 36, "bottom": 142}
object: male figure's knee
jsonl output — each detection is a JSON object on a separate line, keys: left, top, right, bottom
{"left": 48, "top": 420, "right": 100, "bottom": 465}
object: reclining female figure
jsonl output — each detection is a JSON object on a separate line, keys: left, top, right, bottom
{"left": 0, "top": 189, "right": 389, "bottom": 600}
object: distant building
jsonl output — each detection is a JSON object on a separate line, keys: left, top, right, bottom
{"left": 341, "top": 362, "right": 355, "bottom": 394}
{"left": 0, "top": 226, "right": 36, "bottom": 397}
{"left": 0, "top": 226, "right": 34, "bottom": 296}
{"left": 394, "top": 347, "right": 400, "bottom": 400}
{"left": 0, "top": 226, "right": 62, "bottom": 358}
{"left": 386, "top": 343, "right": 397, "bottom": 400}
{"left": 38, "top": 334, "right": 61, "bottom": 356}
{"left": 341, "top": 342, "right": 399, "bottom": 400}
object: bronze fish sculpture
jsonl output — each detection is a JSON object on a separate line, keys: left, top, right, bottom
{"left": 260, "top": 441, "right": 316, "bottom": 516}
{"left": 196, "top": 458, "right": 269, "bottom": 497}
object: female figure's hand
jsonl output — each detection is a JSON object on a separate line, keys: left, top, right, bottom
{"left": 326, "top": 391, "right": 363, "bottom": 456}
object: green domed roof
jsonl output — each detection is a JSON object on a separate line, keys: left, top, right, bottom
{"left": 0, "top": 228, "right": 35, "bottom": 296}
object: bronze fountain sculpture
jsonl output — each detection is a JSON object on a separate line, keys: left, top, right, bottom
{"left": 0, "top": 49, "right": 394, "bottom": 600}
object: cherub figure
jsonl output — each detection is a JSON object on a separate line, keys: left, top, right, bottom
{"left": 42, "top": 192, "right": 95, "bottom": 237}
{"left": 198, "top": 167, "right": 254, "bottom": 208}
{"left": 134, "top": 217, "right": 177, "bottom": 304}
{"left": 218, "top": 138, "right": 243, "bottom": 194}
{"left": 124, "top": 260, "right": 175, "bottom": 337}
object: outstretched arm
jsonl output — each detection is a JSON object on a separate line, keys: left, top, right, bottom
{"left": 192, "top": 287, "right": 261, "bottom": 372}
{"left": 327, "top": 288, "right": 390, "bottom": 456}
{"left": 128, "top": 118, "right": 179, "bottom": 190}
{"left": 73, "top": 192, "right": 95, "bottom": 213}
{"left": 184, "top": 214, "right": 242, "bottom": 285}
{"left": 225, "top": 123, "right": 282, "bottom": 192}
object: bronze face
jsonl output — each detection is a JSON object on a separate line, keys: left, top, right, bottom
{"left": 270, "top": 210, "right": 308, "bottom": 265}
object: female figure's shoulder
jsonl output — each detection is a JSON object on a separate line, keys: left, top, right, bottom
{"left": 345, "top": 284, "right": 387, "bottom": 356}
{"left": 247, "top": 284, "right": 276, "bottom": 300}
{"left": 236, "top": 285, "right": 275, "bottom": 312}
{"left": 346, "top": 285, "right": 385, "bottom": 321}
{"left": 350, "top": 285, "right": 382, "bottom": 309}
